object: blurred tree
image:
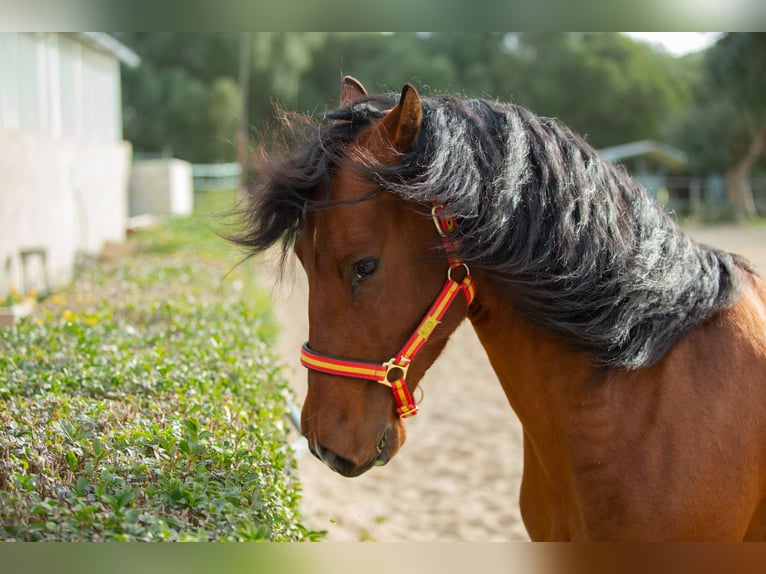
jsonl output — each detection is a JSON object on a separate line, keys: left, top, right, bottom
{"left": 295, "top": 32, "right": 689, "bottom": 149}
{"left": 417, "top": 32, "right": 507, "bottom": 96}
{"left": 208, "top": 77, "right": 242, "bottom": 161}
{"left": 118, "top": 33, "right": 241, "bottom": 162}
{"left": 667, "top": 33, "right": 766, "bottom": 217}
{"left": 295, "top": 33, "right": 459, "bottom": 107}
{"left": 118, "top": 32, "right": 327, "bottom": 162}
{"left": 247, "top": 32, "right": 327, "bottom": 134}
{"left": 505, "top": 33, "right": 693, "bottom": 147}
{"left": 707, "top": 33, "right": 766, "bottom": 216}
{"left": 117, "top": 32, "right": 696, "bottom": 164}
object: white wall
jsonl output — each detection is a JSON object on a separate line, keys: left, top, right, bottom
{"left": 0, "top": 33, "right": 124, "bottom": 142}
{"left": 0, "top": 130, "right": 131, "bottom": 296}
{"left": 0, "top": 32, "right": 132, "bottom": 298}
{"left": 129, "top": 159, "right": 193, "bottom": 217}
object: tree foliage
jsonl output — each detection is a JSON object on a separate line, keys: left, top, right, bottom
{"left": 0, "top": 191, "right": 321, "bottom": 541}
{"left": 118, "top": 33, "right": 241, "bottom": 162}
{"left": 118, "top": 32, "right": 701, "bottom": 162}
{"left": 667, "top": 33, "right": 766, "bottom": 215}
{"left": 501, "top": 33, "right": 694, "bottom": 147}
{"left": 707, "top": 33, "right": 766, "bottom": 124}
{"left": 668, "top": 34, "right": 766, "bottom": 171}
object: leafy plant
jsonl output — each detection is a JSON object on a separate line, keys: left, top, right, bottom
{"left": 0, "top": 191, "right": 322, "bottom": 541}
{"left": 1, "top": 288, "right": 36, "bottom": 308}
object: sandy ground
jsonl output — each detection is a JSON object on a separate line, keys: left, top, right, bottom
{"left": 255, "top": 224, "right": 766, "bottom": 542}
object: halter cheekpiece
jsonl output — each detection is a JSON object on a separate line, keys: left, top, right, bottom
{"left": 300, "top": 203, "right": 475, "bottom": 419}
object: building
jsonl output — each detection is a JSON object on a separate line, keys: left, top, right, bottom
{"left": 599, "top": 139, "right": 702, "bottom": 214}
{"left": 0, "top": 32, "right": 138, "bottom": 298}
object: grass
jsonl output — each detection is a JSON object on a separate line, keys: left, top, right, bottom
{"left": 0, "top": 190, "right": 323, "bottom": 541}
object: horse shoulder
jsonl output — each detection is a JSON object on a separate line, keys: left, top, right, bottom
{"left": 557, "top": 272, "right": 766, "bottom": 540}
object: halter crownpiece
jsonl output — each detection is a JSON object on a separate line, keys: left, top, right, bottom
{"left": 300, "top": 203, "right": 475, "bottom": 419}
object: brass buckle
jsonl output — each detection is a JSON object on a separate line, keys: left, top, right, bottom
{"left": 381, "top": 357, "right": 410, "bottom": 386}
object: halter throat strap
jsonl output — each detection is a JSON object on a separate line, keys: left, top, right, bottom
{"left": 300, "top": 203, "right": 475, "bottom": 419}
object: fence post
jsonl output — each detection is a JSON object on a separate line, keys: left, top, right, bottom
{"left": 237, "top": 32, "right": 251, "bottom": 201}
{"left": 689, "top": 177, "right": 702, "bottom": 219}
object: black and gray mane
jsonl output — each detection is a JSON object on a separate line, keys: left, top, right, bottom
{"left": 233, "top": 93, "right": 743, "bottom": 369}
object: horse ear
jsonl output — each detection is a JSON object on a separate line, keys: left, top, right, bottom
{"left": 340, "top": 76, "right": 367, "bottom": 106}
{"left": 373, "top": 83, "right": 422, "bottom": 154}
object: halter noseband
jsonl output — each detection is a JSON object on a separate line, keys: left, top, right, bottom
{"left": 300, "top": 203, "right": 475, "bottom": 419}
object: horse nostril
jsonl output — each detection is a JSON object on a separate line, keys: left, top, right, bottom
{"left": 313, "top": 442, "right": 329, "bottom": 462}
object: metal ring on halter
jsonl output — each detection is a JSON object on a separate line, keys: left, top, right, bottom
{"left": 447, "top": 263, "right": 470, "bottom": 282}
{"left": 431, "top": 205, "right": 451, "bottom": 238}
{"left": 414, "top": 385, "right": 425, "bottom": 406}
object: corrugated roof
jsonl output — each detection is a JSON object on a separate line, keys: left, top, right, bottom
{"left": 599, "top": 139, "right": 688, "bottom": 167}
{"left": 72, "top": 33, "right": 140, "bottom": 68}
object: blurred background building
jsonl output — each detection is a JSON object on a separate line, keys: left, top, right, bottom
{"left": 0, "top": 33, "right": 138, "bottom": 299}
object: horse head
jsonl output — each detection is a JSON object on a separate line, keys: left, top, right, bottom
{"left": 295, "top": 78, "right": 472, "bottom": 476}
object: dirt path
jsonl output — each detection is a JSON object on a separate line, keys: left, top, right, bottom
{"left": 255, "top": 225, "right": 766, "bottom": 541}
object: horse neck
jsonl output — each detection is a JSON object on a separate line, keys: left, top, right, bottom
{"left": 467, "top": 273, "right": 601, "bottom": 453}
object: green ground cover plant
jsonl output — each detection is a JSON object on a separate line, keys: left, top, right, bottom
{"left": 0, "top": 192, "right": 321, "bottom": 541}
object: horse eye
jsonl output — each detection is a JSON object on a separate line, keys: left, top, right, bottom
{"left": 352, "top": 258, "right": 379, "bottom": 282}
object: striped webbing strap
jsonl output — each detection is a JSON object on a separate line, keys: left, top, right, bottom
{"left": 300, "top": 203, "right": 475, "bottom": 419}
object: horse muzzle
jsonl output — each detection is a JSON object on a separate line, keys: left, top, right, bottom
{"left": 309, "top": 427, "right": 394, "bottom": 477}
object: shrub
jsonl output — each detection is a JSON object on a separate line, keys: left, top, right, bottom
{"left": 0, "top": 196, "right": 321, "bottom": 541}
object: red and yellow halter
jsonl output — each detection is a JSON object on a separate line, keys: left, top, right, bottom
{"left": 300, "top": 203, "right": 475, "bottom": 419}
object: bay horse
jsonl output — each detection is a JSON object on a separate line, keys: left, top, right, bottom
{"left": 232, "top": 76, "right": 766, "bottom": 540}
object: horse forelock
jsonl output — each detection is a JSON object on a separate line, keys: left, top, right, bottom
{"left": 234, "top": 92, "right": 743, "bottom": 369}
{"left": 227, "top": 96, "right": 393, "bottom": 267}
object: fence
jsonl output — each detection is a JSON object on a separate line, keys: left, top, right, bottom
{"left": 191, "top": 162, "right": 242, "bottom": 192}
{"left": 659, "top": 175, "right": 766, "bottom": 219}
